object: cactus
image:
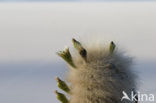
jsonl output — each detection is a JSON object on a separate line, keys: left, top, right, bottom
{"left": 55, "top": 38, "right": 137, "bottom": 103}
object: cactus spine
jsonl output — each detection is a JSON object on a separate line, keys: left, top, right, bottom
{"left": 55, "top": 38, "right": 137, "bottom": 103}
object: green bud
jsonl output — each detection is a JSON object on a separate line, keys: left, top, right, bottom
{"left": 72, "top": 38, "right": 87, "bottom": 61}
{"left": 54, "top": 90, "right": 69, "bottom": 103}
{"left": 56, "top": 77, "right": 70, "bottom": 93}
{"left": 109, "top": 41, "right": 116, "bottom": 54}
{"left": 57, "top": 47, "right": 76, "bottom": 68}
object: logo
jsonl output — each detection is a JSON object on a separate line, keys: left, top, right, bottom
{"left": 121, "top": 91, "right": 155, "bottom": 102}
{"left": 121, "top": 91, "right": 131, "bottom": 101}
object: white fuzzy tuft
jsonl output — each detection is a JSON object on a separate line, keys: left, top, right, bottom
{"left": 67, "top": 43, "right": 137, "bottom": 103}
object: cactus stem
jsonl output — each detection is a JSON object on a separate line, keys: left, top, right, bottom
{"left": 56, "top": 77, "right": 70, "bottom": 93}
{"left": 72, "top": 38, "right": 87, "bottom": 61}
{"left": 54, "top": 90, "right": 69, "bottom": 103}
{"left": 57, "top": 47, "right": 76, "bottom": 68}
{"left": 109, "top": 41, "right": 116, "bottom": 54}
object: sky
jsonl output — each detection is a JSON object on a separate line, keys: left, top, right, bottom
{"left": 0, "top": 2, "right": 156, "bottom": 103}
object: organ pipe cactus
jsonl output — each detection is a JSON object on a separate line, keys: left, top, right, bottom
{"left": 55, "top": 38, "right": 137, "bottom": 103}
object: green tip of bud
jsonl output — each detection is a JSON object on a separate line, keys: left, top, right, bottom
{"left": 54, "top": 90, "right": 69, "bottom": 103}
{"left": 54, "top": 90, "right": 58, "bottom": 94}
{"left": 56, "top": 77, "right": 70, "bottom": 93}
{"left": 55, "top": 76, "right": 60, "bottom": 82}
{"left": 109, "top": 41, "right": 116, "bottom": 54}
{"left": 72, "top": 38, "right": 87, "bottom": 61}
{"left": 72, "top": 38, "right": 81, "bottom": 50}
{"left": 57, "top": 47, "right": 76, "bottom": 68}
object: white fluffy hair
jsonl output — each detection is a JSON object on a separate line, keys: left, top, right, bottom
{"left": 67, "top": 43, "right": 137, "bottom": 103}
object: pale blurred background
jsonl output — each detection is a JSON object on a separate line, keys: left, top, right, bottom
{"left": 0, "top": 1, "right": 156, "bottom": 103}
